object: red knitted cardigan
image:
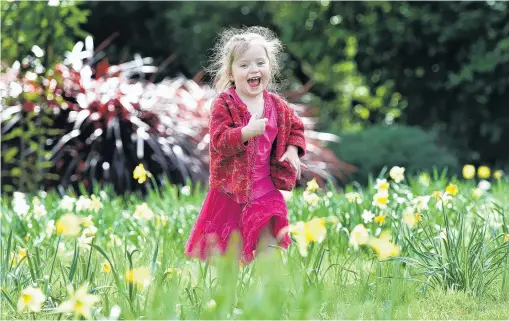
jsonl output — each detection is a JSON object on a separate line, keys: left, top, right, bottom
{"left": 208, "top": 90, "right": 307, "bottom": 203}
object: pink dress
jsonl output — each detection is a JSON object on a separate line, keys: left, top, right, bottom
{"left": 185, "top": 88, "right": 292, "bottom": 263}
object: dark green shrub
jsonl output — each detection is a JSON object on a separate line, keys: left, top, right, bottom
{"left": 333, "top": 124, "right": 459, "bottom": 183}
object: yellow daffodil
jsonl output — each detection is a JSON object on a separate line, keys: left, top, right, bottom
{"left": 432, "top": 191, "right": 442, "bottom": 200}
{"left": 306, "top": 178, "right": 320, "bottom": 193}
{"left": 374, "top": 214, "right": 387, "bottom": 225}
{"left": 125, "top": 267, "right": 152, "bottom": 288}
{"left": 57, "top": 283, "right": 100, "bottom": 320}
{"left": 19, "top": 248, "right": 27, "bottom": 259}
{"left": 305, "top": 217, "right": 327, "bottom": 243}
{"left": 56, "top": 213, "right": 83, "bottom": 237}
{"left": 102, "top": 262, "right": 111, "bottom": 274}
{"left": 368, "top": 236, "right": 400, "bottom": 261}
{"left": 493, "top": 170, "right": 504, "bottom": 180}
{"left": 133, "top": 164, "right": 151, "bottom": 184}
{"left": 462, "top": 164, "right": 476, "bottom": 179}
{"left": 415, "top": 213, "right": 422, "bottom": 223}
{"left": 375, "top": 178, "right": 390, "bottom": 191}
{"left": 17, "top": 286, "right": 46, "bottom": 312}
{"left": 477, "top": 166, "right": 491, "bottom": 179}
{"left": 349, "top": 224, "right": 369, "bottom": 248}
{"left": 504, "top": 234, "right": 509, "bottom": 243}
{"left": 290, "top": 217, "right": 327, "bottom": 257}
{"left": 389, "top": 166, "right": 405, "bottom": 183}
{"left": 445, "top": 183, "right": 458, "bottom": 196}
{"left": 372, "top": 192, "right": 389, "bottom": 209}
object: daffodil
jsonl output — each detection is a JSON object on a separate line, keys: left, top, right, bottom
{"left": 403, "top": 211, "right": 418, "bottom": 228}
{"left": 345, "top": 192, "right": 362, "bottom": 204}
{"left": 133, "top": 163, "right": 152, "bottom": 184}
{"left": 133, "top": 203, "right": 155, "bottom": 221}
{"left": 88, "top": 195, "right": 103, "bottom": 213}
{"left": 349, "top": 224, "right": 369, "bottom": 248}
{"left": 418, "top": 173, "right": 430, "bottom": 187}
{"left": 102, "top": 262, "right": 111, "bottom": 274}
{"left": 33, "top": 203, "right": 47, "bottom": 220}
{"left": 125, "top": 267, "right": 152, "bottom": 288}
{"left": 477, "top": 166, "right": 491, "bottom": 179}
{"left": 368, "top": 236, "right": 400, "bottom": 261}
{"left": 431, "top": 191, "right": 442, "bottom": 200}
{"left": 504, "top": 234, "right": 509, "bottom": 243}
{"left": 12, "top": 192, "right": 30, "bottom": 218}
{"left": 493, "top": 170, "right": 504, "bottom": 180}
{"left": 305, "top": 217, "right": 327, "bottom": 243}
{"left": 46, "top": 220, "right": 55, "bottom": 237}
{"left": 462, "top": 164, "right": 475, "bottom": 179}
{"left": 303, "top": 191, "right": 320, "bottom": 206}
{"left": 472, "top": 188, "right": 483, "bottom": 200}
{"left": 56, "top": 213, "right": 83, "bottom": 237}
{"left": 375, "top": 178, "right": 389, "bottom": 191}
{"left": 290, "top": 217, "right": 327, "bottom": 257}
{"left": 389, "top": 166, "right": 405, "bottom": 183}
{"left": 75, "top": 196, "right": 91, "bottom": 212}
{"left": 306, "top": 178, "right": 320, "bottom": 193}
{"left": 372, "top": 192, "right": 389, "bottom": 209}
{"left": 59, "top": 195, "right": 76, "bottom": 211}
{"left": 445, "top": 183, "right": 458, "bottom": 196}
{"left": 17, "top": 286, "right": 46, "bottom": 312}
{"left": 412, "top": 195, "right": 430, "bottom": 211}
{"left": 56, "top": 283, "right": 100, "bottom": 320}
{"left": 374, "top": 214, "right": 387, "bottom": 225}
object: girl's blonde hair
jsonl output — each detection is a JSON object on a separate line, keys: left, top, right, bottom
{"left": 207, "top": 26, "right": 283, "bottom": 93}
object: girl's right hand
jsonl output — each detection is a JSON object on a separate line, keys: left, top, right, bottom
{"left": 245, "top": 113, "right": 268, "bottom": 137}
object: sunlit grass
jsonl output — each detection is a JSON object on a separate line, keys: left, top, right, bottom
{"left": 1, "top": 168, "right": 509, "bottom": 320}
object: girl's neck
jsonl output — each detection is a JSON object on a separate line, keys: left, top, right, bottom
{"left": 234, "top": 88, "right": 264, "bottom": 105}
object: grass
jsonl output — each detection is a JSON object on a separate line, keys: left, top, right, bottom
{"left": 1, "top": 169, "right": 509, "bottom": 320}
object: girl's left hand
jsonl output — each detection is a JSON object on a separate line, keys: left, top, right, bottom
{"left": 279, "top": 145, "right": 308, "bottom": 180}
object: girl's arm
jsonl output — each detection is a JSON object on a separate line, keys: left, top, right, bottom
{"left": 287, "top": 109, "right": 307, "bottom": 158}
{"left": 209, "top": 97, "right": 247, "bottom": 157}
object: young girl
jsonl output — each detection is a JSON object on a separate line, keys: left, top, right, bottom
{"left": 185, "top": 26, "right": 307, "bottom": 264}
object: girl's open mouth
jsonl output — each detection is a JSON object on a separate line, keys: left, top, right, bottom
{"left": 248, "top": 77, "right": 261, "bottom": 88}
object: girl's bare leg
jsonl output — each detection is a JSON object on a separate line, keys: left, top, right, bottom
{"left": 257, "top": 217, "right": 278, "bottom": 253}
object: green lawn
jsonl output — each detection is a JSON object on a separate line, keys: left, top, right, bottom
{"left": 1, "top": 168, "right": 509, "bottom": 320}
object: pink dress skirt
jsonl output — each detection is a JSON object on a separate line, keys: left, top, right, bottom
{"left": 185, "top": 88, "right": 292, "bottom": 263}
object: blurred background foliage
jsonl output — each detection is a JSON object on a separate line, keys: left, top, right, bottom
{"left": 2, "top": 0, "right": 509, "bottom": 194}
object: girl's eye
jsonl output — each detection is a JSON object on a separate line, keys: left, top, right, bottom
{"left": 240, "top": 64, "right": 248, "bottom": 68}
{"left": 257, "top": 61, "right": 265, "bottom": 66}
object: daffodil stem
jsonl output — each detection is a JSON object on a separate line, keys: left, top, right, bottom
{"left": 148, "top": 175, "right": 163, "bottom": 207}
{"left": 85, "top": 237, "right": 95, "bottom": 281}
{"left": 46, "top": 235, "right": 61, "bottom": 296}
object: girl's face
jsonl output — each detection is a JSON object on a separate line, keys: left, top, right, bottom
{"left": 230, "top": 42, "right": 270, "bottom": 99}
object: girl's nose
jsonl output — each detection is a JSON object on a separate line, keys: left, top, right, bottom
{"left": 249, "top": 63, "right": 259, "bottom": 73}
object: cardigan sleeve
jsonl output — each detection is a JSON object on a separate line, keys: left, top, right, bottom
{"left": 287, "top": 107, "right": 307, "bottom": 158}
{"left": 209, "top": 96, "right": 247, "bottom": 157}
